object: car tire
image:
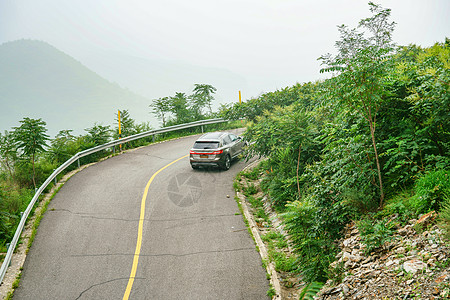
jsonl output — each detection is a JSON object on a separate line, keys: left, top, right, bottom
{"left": 191, "top": 164, "right": 199, "bottom": 170}
{"left": 222, "top": 155, "right": 231, "bottom": 171}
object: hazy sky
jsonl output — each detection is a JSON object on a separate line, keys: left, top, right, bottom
{"left": 1, "top": 0, "right": 449, "bottom": 99}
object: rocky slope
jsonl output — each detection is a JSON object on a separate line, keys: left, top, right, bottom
{"left": 317, "top": 212, "right": 450, "bottom": 299}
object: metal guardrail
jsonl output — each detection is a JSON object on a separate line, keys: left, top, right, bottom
{"left": 0, "top": 117, "right": 229, "bottom": 283}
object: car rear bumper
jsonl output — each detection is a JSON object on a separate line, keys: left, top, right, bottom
{"left": 190, "top": 154, "right": 225, "bottom": 168}
{"left": 190, "top": 161, "right": 221, "bottom": 167}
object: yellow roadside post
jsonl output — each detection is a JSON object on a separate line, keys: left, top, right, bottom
{"left": 239, "top": 91, "right": 243, "bottom": 126}
{"left": 118, "top": 110, "right": 122, "bottom": 152}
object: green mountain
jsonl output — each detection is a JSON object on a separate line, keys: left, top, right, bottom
{"left": 0, "top": 39, "right": 152, "bottom": 137}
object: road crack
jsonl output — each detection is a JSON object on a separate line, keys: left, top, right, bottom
{"left": 74, "top": 277, "right": 145, "bottom": 300}
{"left": 50, "top": 209, "right": 239, "bottom": 223}
{"left": 71, "top": 247, "right": 255, "bottom": 259}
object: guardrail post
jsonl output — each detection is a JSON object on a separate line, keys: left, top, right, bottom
{"left": 77, "top": 158, "right": 80, "bottom": 168}
{"left": 201, "top": 125, "right": 204, "bottom": 133}
{"left": 5, "top": 244, "right": 10, "bottom": 267}
{"left": 113, "top": 146, "right": 115, "bottom": 154}
{"left": 152, "top": 135, "right": 155, "bottom": 143}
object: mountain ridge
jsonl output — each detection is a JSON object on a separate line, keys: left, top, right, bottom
{"left": 0, "top": 39, "right": 152, "bottom": 137}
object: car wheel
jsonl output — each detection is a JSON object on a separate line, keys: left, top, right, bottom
{"left": 191, "top": 164, "right": 199, "bottom": 169}
{"left": 222, "top": 155, "right": 231, "bottom": 170}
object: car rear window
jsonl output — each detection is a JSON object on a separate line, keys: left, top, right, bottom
{"left": 193, "top": 141, "right": 220, "bottom": 149}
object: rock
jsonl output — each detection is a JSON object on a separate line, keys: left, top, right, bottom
{"left": 316, "top": 213, "right": 449, "bottom": 300}
{"left": 433, "top": 287, "right": 440, "bottom": 295}
{"left": 361, "top": 257, "right": 372, "bottom": 264}
{"left": 322, "top": 286, "right": 342, "bottom": 295}
{"left": 416, "top": 211, "right": 436, "bottom": 226}
{"left": 344, "top": 260, "right": 352, "bottom": 269}
{"left": 422, "top": 252, "right": 432, "bottom": 261}
{"left": 435, "top": 274, "right": 448, "bottom": 284}
{"left": 343, "top": 238, "right": 355, "bottom": 249}
{"left": 342, "top": 284, "right": 349, "bottom": 295}
{"left": 396, "top": 247, "right": 406, "bottom": 254}
{"left": 342, "top": 251, "right": 353, "bottom": 262}
{"left": 386, "top": 259, "right": 400, "bottom": 267}
{"left": 398, "top": 225, "right": 413, "bottom": 236}
{"left": 403, "top": 259, "right": 427, "bottom": 274}
{"left": 329, "top": 261, "right": 338, "bottom": 269}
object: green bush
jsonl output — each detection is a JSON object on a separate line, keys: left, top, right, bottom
{"left": 438, "top": 196, "right": 450, "bottom": 241}
{"left": 281, "top": 199, "right": 339, "bottom": 282}
{"left": 410, "top": 169, "right": 450, "bottom": 214}
{"left": 379, "top": 190, "right": 416, "bottom": 224}
{"left": 357, "top": 217, "right": 395, "bottom": 254}
{"left": 0, "top": 184, "right": 34, "bottom": 243}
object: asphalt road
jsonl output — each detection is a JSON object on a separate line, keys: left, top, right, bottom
{"left": 14, "top": 129, "right": 269, "bottom": 300}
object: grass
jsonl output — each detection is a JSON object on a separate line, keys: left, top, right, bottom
{"left": 242, "top": 183, "right": 258, "bottom": 196}
{"left": 262, "top": 229, "right": 298, "bottom": 274}
{"left": 256, "top": 208, "right": 270, "bottom": 223}
{"left": 267, "top": 286, "right": 276, "bottom": 298}
{"left": 247, "top": 195, "right": 264, "bottom": 209}
{"left": 5, "top": 273, "right": 21, "bottom": 300}
{"left": 262, "top": 230, "right": 289, "bottom": 249}
{"left": 269, "top": 249, "right": 298, "bottom": 273}
{"left": 241, "top": 166, "right": 261, "bottom": 181}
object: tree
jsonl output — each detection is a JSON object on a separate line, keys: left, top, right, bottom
{"left": 191, "top": 84, "right": 217, "bottom": 115}
{"left": 319, "top": 2, "right": 396, "bottom": 207}
{"left": 168, "top": 92, "right": 190, "bottom": 124}
{"left": 49, "top": 130, "right": 77, "bottom": 164}
{"left": 115, "top": 109, "right": 136, "bottom": 138}
{"left": 0, "top": 130, "right": 18, "bottom": 180}
{"left": 85, "top": 124, "right": 111, "bottom": 146}
{"left": 150, "top": 97, "right": 170, "bottom": 127}
{"left": 13, "top": 117, "right": 49, "bottom": 189}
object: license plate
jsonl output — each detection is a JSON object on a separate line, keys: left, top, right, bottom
{"left": 200, "top": 155, "right": 208, "bottom": 159}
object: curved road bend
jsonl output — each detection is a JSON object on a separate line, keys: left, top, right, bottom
{"left": 14, "top": 129, "right": 269, "bottom": 299}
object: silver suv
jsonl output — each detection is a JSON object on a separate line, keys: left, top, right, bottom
{"left": 189, "top": 132, "right": 245, "bottom": 170}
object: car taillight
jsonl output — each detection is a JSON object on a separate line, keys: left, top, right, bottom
{"left": 190, "top": 150, "right": 223, "bottom": 155}
{"left": 211, "top": 150, "right": 223, "bottom": 155}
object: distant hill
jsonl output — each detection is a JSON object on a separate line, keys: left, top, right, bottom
{"left": 75, "top": 50, "right": 248, "bottom": 106}
{"left": 0, "top": 40, "right": 153, "bottom": 137}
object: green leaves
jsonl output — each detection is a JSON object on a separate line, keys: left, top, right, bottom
{"left": 319, "top": 2, "right": 398, "bottom": 207}
{"left": 357, "top": 216, "right": 395, "bottom": 255}
{"left": 150, "top": 84, "right": 218, "bottom": 127}
{"left": 299, "top": 281, "right": 324, "bottom": 300}
{"left": 12, "top": 117, "right": 49, "bottom": 188}
{"left": 410, "top": 169, "right": 450, "bottom": 214}
{"left": 13, "top": 117, "right": 49, "bottom": 158}
{"left": 0, "top": 131, "right": 17, "bottom": 179}
{"left": 150, "top": 97, "right": 170, "bottom": 127}
{"left": 191, "top": 84, "right": 217, "bottom": 115}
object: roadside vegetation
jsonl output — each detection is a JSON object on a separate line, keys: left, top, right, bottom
{"left": 0, "top": 83, "right": 239, "bottom": 261}
{"left": 222, "top": 1, "right": 449, "bottom": 291}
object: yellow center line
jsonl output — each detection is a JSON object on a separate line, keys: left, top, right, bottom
{"left": 123, "top": 154, "right": 189, "bottom": 300}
